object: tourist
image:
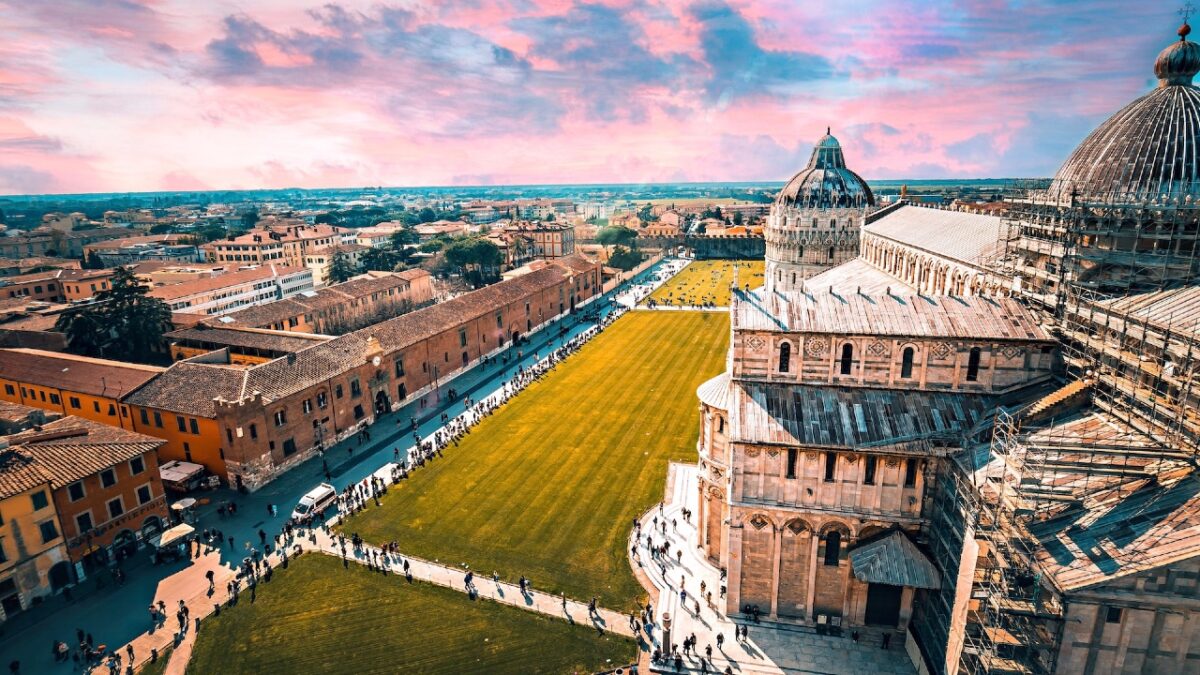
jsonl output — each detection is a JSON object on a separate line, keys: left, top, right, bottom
{"left": 716, "top": 632, "right": 724, "bottom": 649}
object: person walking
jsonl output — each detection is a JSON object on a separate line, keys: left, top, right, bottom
{"left": 716, "top": 632, "right": 724, "bottom": 649}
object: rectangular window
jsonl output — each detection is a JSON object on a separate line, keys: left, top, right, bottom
{"left": 904, "top": 458, "right": 919, "bottom": 487}
{"left": 153, "top": 411, "right": 163, "bottom": 428}
{"left": 76, "top": 511, "right": 93, "bottom": 533}
{"left": 68, "top": 481, "right": 86, "bottom": 501}
{"left": 100, "top": 468, "right": 117, "bottom": 488}
{"left": 31, "top": 490, "right": 48, "bottom": 510}
{"left": 183, "top": 442, "right": 192, "bottom": 462}
{"left": 824, "top": 452, "right": 837, "bottom": 482}
{"left": 249, "top": 423, "right": 258, "bottom": 440}
{"left": 274, "top": 409, "right": 287, "bottom": 427}
{"left": 394, "top": 358, "right": 405, "bottom": 377}
{"left": 93, "top": 401, "right": 100, "bottom": 412}
{"left": 137, "top": 485, "right": 152, "bottom": 505}
{"left": 49, "top": 393, "right": 60, "bottom": 405}
{"left": 283, "top": 439, "right": 297, "bottom": 457}
{"left": 3, "top": 384, "right": 12, "bottom": 396}
{"left": 39, "top": 520, "right": 59, "bottom": 543}
{"left": 864, "top": 456, "right": 877, "bottom": 485}
{"left": 317, "top": 392, "right": 328, "bottom": 408}
{"left": 303, "top": 399, "right": 313, "bottom": 414}
{"left": 38, "top": 390, "right": 46, "bottom": 401}
{"left": 786, "top": 448, "right": 798, "bottom": 479}
{"left": 189, "top": 418, "right": 199, "bottom": 435}
{"left": 69, "top": 396, "right": 81, "bottom": 409}
{"left": 335, "top": 384, "right": 343, "bottom": 399}
{"left": 106, "top": 498, "right": 124, "bottom": 519}
{"left": 130, "top": 456, "right": 145, "bottom": 475}
{"left": 1106, "top": 607, "right": 1123, "bottom": 624}
{"left": 139, "top": 408, "right": 149, "bottom": 425}
{"left": 0, "top": 541, "right": 6, "bottom": 563}
{"left": 176, "top": 415, "right": 187, "bottom": 432}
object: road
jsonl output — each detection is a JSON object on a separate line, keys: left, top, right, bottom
{"left": 0, "top": 258, "right": 681, "bottom": 674}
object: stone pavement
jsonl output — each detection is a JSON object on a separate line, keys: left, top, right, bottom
{"left": 634, "top": 463, "right": 917, "bottom": 675}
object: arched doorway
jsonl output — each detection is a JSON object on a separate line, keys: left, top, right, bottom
{"left": 49, "top": 561, "right": 73, "bottom": 591}
{"left": 112, "top": 529, "right": 137, "bottom": 562}
{"left": 511, "top": 330, "right": 521, "bottom": 344}
{"left": 865, "top": 584, "right": 903, "bottom": 627}
{"left": 141, "top": 516, "right": 163, "bottom": 540}
{"left": 374, "top": 390, "right": 390, "bottom": 415}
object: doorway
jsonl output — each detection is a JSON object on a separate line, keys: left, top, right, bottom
{"left": 374, "top": 390, "right": 390, "bottom": 414}
{"left": 865, "top": 583, "right": 903, "bottom": 627}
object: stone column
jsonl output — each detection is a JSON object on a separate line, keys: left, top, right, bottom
{"left": 899, "top": 586, "right": 916, "bottom": 630}
{"left": 805, "top": 534, "right": 819, "bottom": 623}
{"left": 769, "top": 525, "right": 782, "bottom": 618}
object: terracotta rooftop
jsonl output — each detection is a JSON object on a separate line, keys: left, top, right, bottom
{"left": 204, "top": 270, "right": 426, "bottom": 329}
{"left": 147, "top": 264, "right": 308, "bottom": 301}
{"left": 0, "top": 348, "right": 164, "bottom": 399}
{"left": 7, "top": 416, "right": 163, "bottom": 487}
{"left": 734, "top": 287, "right": 1051, "bottom": 341}
{"left": 0, "top": 448, "right": 51, "bottom": 499}
{"left": 166, "top": 325, "right": 332, "bottom": 354}
{"left": 128, "top": 255, "right": 597, "bottom": 416}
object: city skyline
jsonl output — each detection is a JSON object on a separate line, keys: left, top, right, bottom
{"left": 0, "top": 0, "right": 1177, "bottom": 195}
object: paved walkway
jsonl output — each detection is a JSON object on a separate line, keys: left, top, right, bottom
{"left": 635, "top": 463, "right": 917, "bottom": 675}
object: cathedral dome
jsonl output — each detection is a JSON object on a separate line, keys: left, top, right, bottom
{"left": 775, "top": 129, "right": 875, "bottom": 209}
{"left": 1048, "top": 24, "right": 1200, "bottom": 201}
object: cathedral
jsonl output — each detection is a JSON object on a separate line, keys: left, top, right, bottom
{"left": 696, "top": 21, "right": 1200, "bottom": 675}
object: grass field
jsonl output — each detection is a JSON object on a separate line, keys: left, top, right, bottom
{"left": 187, "top": 555, "right": 632, "bottom": 675}
{"left": 137, "top": 648, "right": 171, "bottom": 675}
{"left": 645, "top": 260, "right": 765, "bottom": 307}
{"left": 343, "top": 311, "right": 728, "bottom": 610}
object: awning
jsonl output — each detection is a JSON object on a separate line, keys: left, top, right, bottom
{"left": 849, "top": 531, "right": 941, "bottom": 590}
{"left": 159, "top": 460, "right": 205, "bottom": 484}
{"left": 150, "top": 523, "right": 195, "bottom": 549}
{"left": 171, "top": 498, "right": 197, "bottom": 511}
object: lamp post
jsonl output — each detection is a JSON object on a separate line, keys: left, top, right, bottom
{"left": 662, "top": 611, "right": 672, "bottom": 656}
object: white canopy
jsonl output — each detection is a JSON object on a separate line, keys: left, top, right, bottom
{"left": 159, "top": 460, "right": 205, "bottom": 485}
{"left": 151, "top": 523, "right": 195, "bottom": 549}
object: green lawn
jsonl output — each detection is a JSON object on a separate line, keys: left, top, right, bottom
{"left": 645, "top": 260, "right": 765, "bottom": 307}
{"left": 187, "top": 555, "right": 633, "bottom": 675}
{"left": 137, "top": 648, "right": 171, "bottom": 675}
{"left": 343, "top": 311, "right": 729, "bottom": 610}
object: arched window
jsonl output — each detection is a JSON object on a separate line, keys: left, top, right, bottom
{"left": 778, "top": 342, "right": 791, "bottom": 373}
{"left": 900, "top": 346, "right": 915, "bottom": 379}
{"left": 839, "top": 343, "right": 853, "bottom": 375}
{"left": 966, "top": 347, "right": 982, "bottom": 381}
{"left": 717, "top": 416, "right": 725, "bottom": 433}
{"left": 824, "top": 531, "right": 842, "bottom": 566}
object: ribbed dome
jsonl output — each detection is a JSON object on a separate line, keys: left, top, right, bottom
{"left": 775, "top": 129, "right": 875, "bottom": 209}
{"left": 1049, "top": 26, "right": 1200, "bottom": 200}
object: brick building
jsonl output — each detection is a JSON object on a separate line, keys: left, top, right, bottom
{"left": 124, "top": 255, "right": 601, "bottom": 490}
{"left": 8, "top": 417, "right": 168, "bottom": 581}
{"left": 198, "top": 269, "right": 434, "bottom": 335}
{"left": 146, "top": 264, "right": 313, "bottom": 316}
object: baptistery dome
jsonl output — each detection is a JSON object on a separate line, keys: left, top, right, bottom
{"left": 765, "top": 129, "right": 876, "bottom": 293}
{"left": 1049, "top": 24, "right": 1200, "bottom": 201}
{"left": 775, "top": 130, "right": 876, "bottom": 209}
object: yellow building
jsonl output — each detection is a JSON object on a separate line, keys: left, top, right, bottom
{"left": 0, "top": 449, "right": 69, "bottom": 622}
{"left": 0, "top": 349, "right": 164, "bottom": 431}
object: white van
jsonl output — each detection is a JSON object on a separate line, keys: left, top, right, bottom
{"left": 291, "top": 482, "right": 337, "bottom": 522}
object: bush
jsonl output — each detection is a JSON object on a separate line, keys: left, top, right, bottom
{"left": 608, "top": 246, "right": 644, "bottom": 271}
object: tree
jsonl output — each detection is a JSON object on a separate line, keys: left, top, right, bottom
{"left": 149, "top": 223, "right": 174, "bottom": 234}
{"left": 444, "top": 237, "right": 502, "bottom": 287}
{"left": 390, "top": 228, "right": 418, "bottom": 248}
{"left": 360, "top": 247, "right": 396, "bottom": 272}
{"left": 327, "top": 250, "right": 358, "bottom": 284}
{"left": 83, "top": 250, "right": 104, "bottom": 269}
{"left": 240, "top": 208, "right": 260, "bottom": 229}
{"left": 732, "top": 211, "right": 744, "bottom": 226}
{"left": 314, "top": 212, "right": 337, "bottom": 224}
{"left": 54, "top": 266, "right": 172, "bottom": 362}
{"left": 596, "top": 225, "right": 638, "bottom": 253}
{"left": 418, "top": 207, "right": 438, "bottom": 223}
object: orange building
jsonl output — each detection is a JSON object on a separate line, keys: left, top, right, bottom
{"left": 0, "top": 349, "right": 163, "bottom": 430}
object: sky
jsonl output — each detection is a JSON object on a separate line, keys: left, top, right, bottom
{"left": 0, "top": 0, "right": 1186, "bottom": 195}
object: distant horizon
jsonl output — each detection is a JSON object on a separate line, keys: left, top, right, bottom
{"left": 0, "top": 1, "right": 1177, "bottom": 195}
{"left": 0, "top": 177, "right": 1039, "bottom": 202}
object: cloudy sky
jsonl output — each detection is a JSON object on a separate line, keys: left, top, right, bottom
{"left": 0, "top": 0, "right": 1183, "bottom": 194}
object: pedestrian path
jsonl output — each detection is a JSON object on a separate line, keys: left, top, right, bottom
{"left": 307, "top": 530, "right": 646, "bottom": 643}
{"left": 633, "top": 463, "right": 917, "bottom": 675}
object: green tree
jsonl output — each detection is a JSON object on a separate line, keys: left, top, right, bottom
{"left": 83, "top": 250, "right": 104, "bottom": 269}
{"left": 360, "top": 247, "right": 396, "bottom": 272}
{"left": 732, "top": 211, "right": 744, "bottom": 226}
{"left": 149, "top": 223, "right": 174, "bottom": 234}
{"left": 418, "top": 207, "right": 438, "bottom": 223}
{"left": 444, "top": 237, "right": 502, "bottom": 286}
{"left": 314, "top": 212, "right": 338, "bottom": 225}
{"left": 54, "top": 267, "right": 172, "bottom": 362}
{"left": 390, "top": 228, "right": 418, "bottom": 248}
{"left": 241, "top": 208, "right": 260, "bottom": 229}
{"left": 596, "top": 225, "right": 638, "bottom": 253}
{"left": 328, "top": 250, "right": 358, "bottom": 284}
